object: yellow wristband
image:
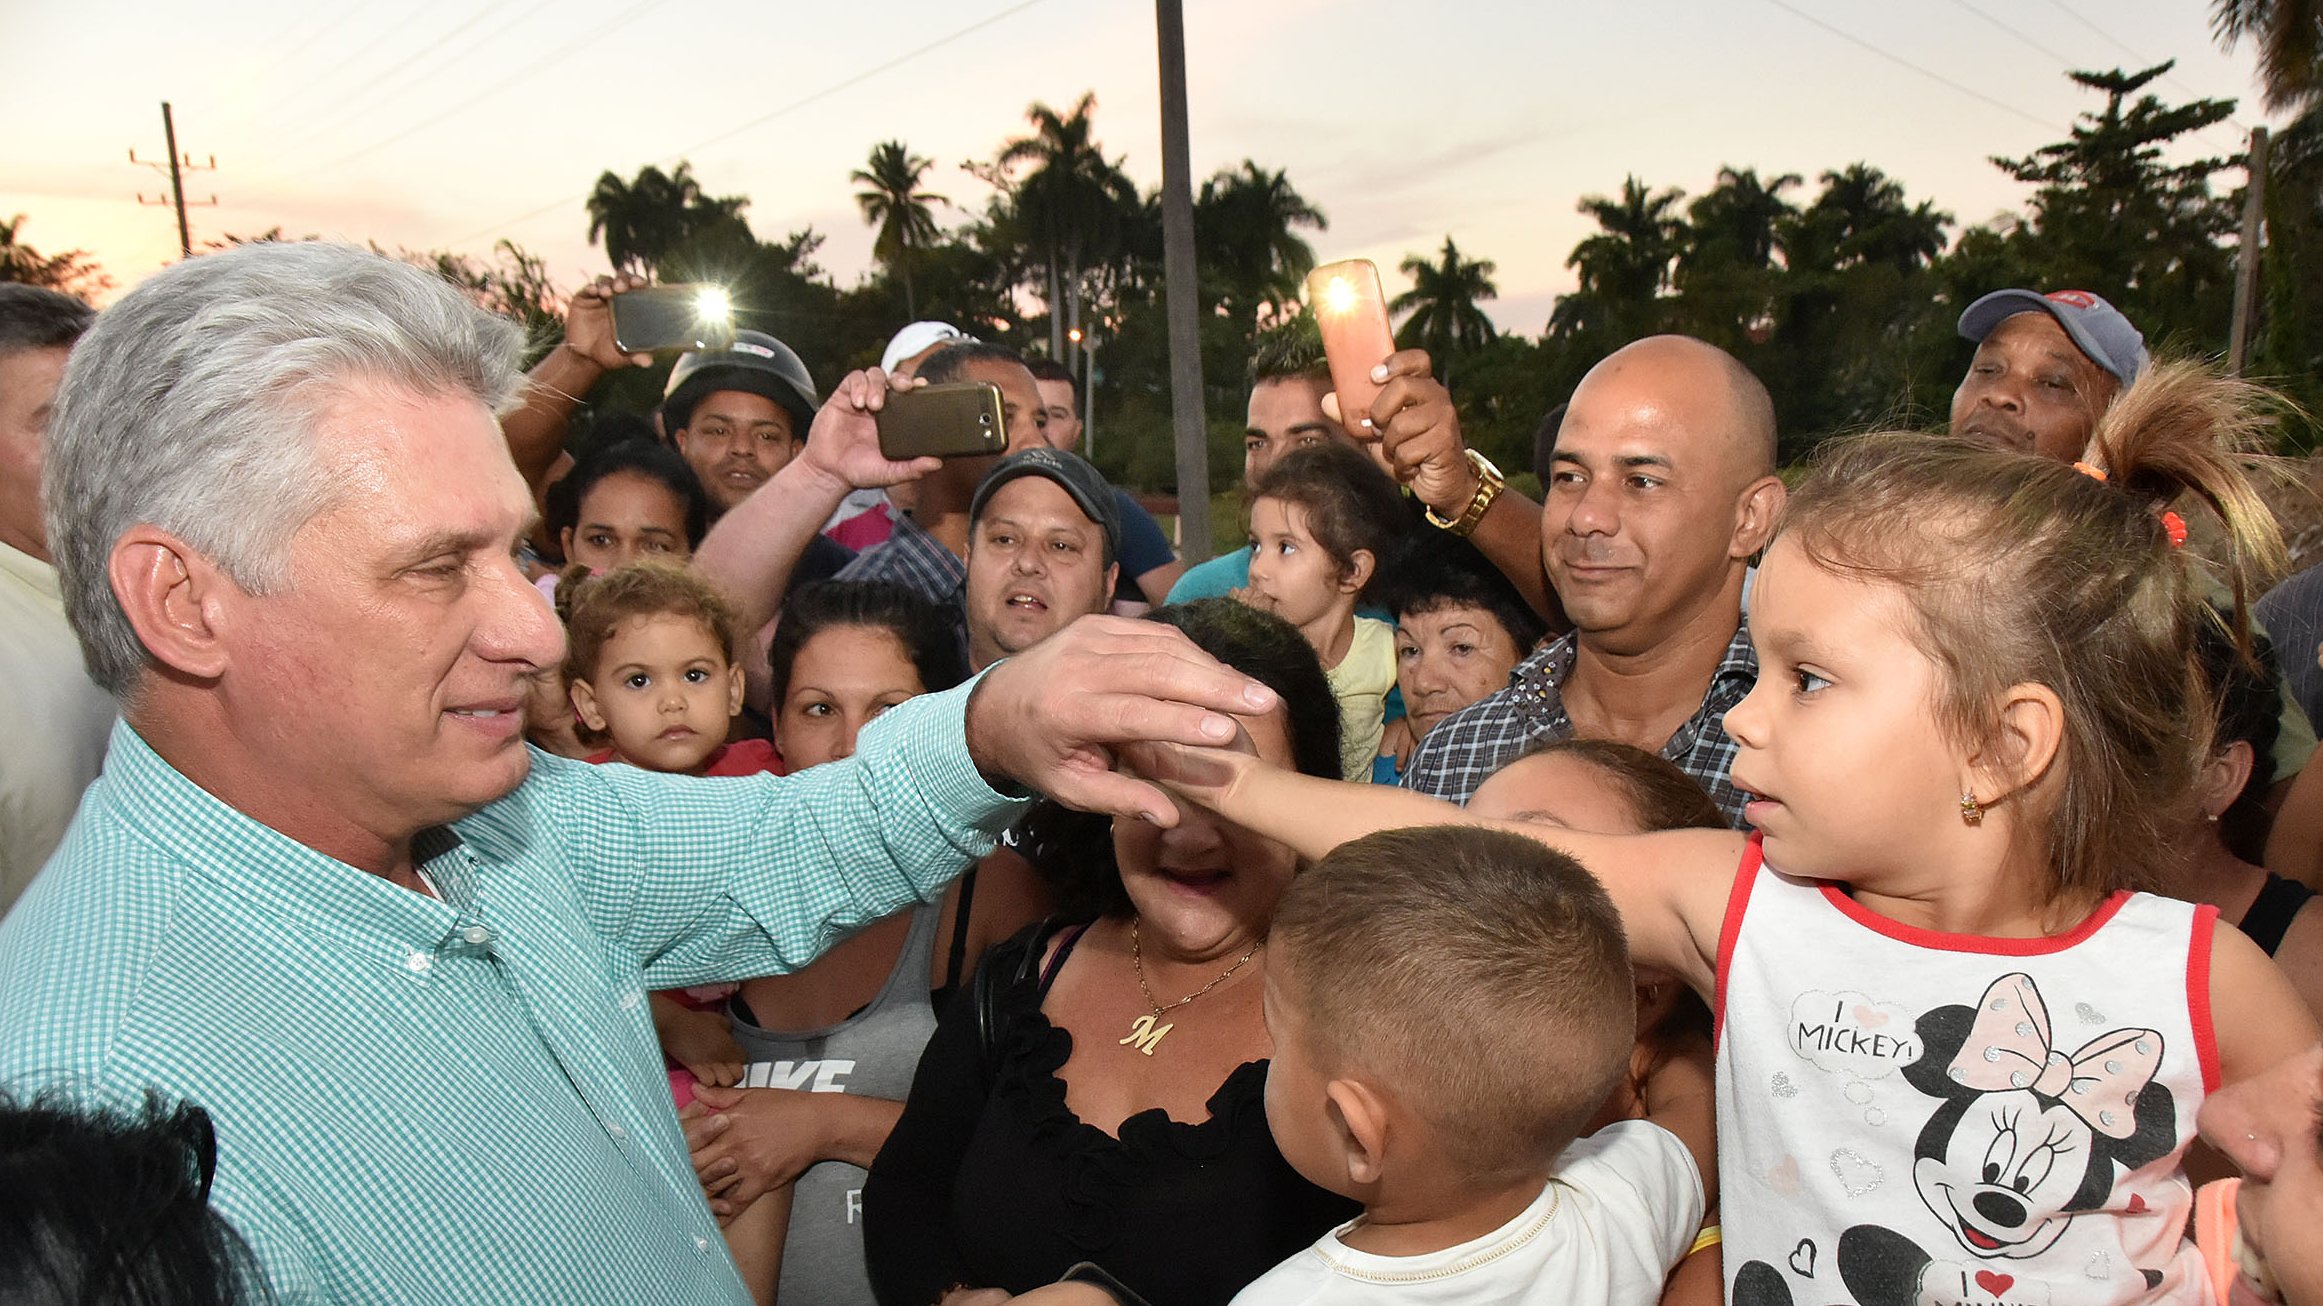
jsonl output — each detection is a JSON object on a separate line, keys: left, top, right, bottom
{"left": 1687, "top": 1225, "right": 1722, "bottom": 1257}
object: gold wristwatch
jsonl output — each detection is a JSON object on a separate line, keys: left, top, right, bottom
{"left": 1425, "top": 449, "right": 1504, "bottom": 537}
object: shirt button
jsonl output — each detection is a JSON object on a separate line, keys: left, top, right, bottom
{"left": 619, "top": 991, "right": 642, "bottom": 1011}
{"left": 695, "top": 1236, "right": 712, "bottom": 1253}
{"left": 462, "top": 926, "right": 492, "bottom": 946}
{"left": 405, "top": 952, "right": 432, "bottom": 973}
{"left": 609, "top": 1124, "right": 628, "bottom": 1141}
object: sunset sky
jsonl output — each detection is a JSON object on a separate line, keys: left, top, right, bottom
{"left": 1, "top": 0, "right": 2278, "bottom": 334}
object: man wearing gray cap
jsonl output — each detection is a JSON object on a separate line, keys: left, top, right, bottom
{"left": 1949, "top": 287, "right": 2148, "bottom": 462}
{"left": 964, "top": 446, "right": 1121, "bottom": 672}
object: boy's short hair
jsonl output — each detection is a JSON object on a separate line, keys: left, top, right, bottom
{"left": 1248, "top": 441, "right": 1407, "bottom": 593}
{"left": 1272, "top": 825, "right": 1635, "bottom": 1181}
{"left": 558, "top": 560, "right": 743, "bottom": 689}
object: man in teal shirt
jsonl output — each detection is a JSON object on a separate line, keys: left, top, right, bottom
{"left": 0, "top": 242, "right": 1271, "bottom": 1304}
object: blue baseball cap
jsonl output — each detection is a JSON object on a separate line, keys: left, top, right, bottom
{"left": 1958, "top": 289, "right": 2149, "bottom": 386}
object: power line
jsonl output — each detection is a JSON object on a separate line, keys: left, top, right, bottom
{"left": 440, "top": 0, "right": 1047, "bottom": 251}
{"left": 2032, "top": 0, "right": 2256, "bottom": 133}
{"left": 1946, "top": 0, "right": 2077, "bottom": 67}
{"left": 273, "top": 0, "right": 560, "bottom": 157}
{"left": 1946, "top": 0, "right": 2252, "bottom": 155}
{"left": 303, "top": 0, "right": 676, "bottom": 175}
{"left": 1758, "top": 0, "right": 2063, "bottom": 131}
{"left": 252, "top": 0, "right": 460, "bottom": 124}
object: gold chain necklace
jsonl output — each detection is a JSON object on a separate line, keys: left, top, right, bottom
{"left": 1117, "top": 917, "right": 1261, "bottom": 1057}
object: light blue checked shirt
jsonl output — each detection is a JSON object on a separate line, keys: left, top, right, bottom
{"left": 0, "top": 685, "right": 1026, "bottom": 1304}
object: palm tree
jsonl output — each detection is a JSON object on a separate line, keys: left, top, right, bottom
{"left": 1682, "top": 167, "right": 1801, "bottom": 272}
{"left": 852, "top": 141, "right": 948, "bottom": 319}
{"left": 1391, "top": 237, "right": 1499, "bottom": 385}
{"left": 585, "top": 162, "right": 747, "bottom": 276}
{"left": 2213, "top": 0, "right": 2323, "bottom": 109}
{"left": 1197, "top": 160, "right": 1327, "bottom": 323}
{"left": 1551, "top": 176, "right": 1686, "bottom": 341}
{"left": 997, "top": 92, "right": 1141, "bottom": 356}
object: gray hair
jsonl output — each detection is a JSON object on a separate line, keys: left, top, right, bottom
{"left": 44, "top": 241, "right": 526, "bottom": 698}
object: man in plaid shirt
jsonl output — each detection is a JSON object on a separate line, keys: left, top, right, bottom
{"left": 1403, "top": 336, "right": 1785, "bottom": 826}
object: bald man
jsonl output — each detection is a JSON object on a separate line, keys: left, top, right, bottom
{"left": 1404, "top": 336, "right": 1785, "bottom": 820}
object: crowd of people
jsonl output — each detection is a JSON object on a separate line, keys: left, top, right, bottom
{"left": 1, "top": 243, "right": 2322, "bottom": 1306}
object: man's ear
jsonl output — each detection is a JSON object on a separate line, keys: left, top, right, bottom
{"left": 1972, "top": 681, "right": 2066, "bottom": 804}
{"left": 1325, "top": 1076, "right": 1393, "bottom": 1188}
{"left": 1730, "top": 476, "right": 1787, "bottom": 560}
{"left": 570, "top": 677, "right": 608, "bottom": 734}
{"left": 1099, "top": 562, "right": 1121, "bottom": 611}
{"left": 108, "top": 527, "right": 239, "bottom": 681}
{"left": 723, "top": 660, "right": 746, "bottom": 718}
{"left": 1340, "top": 548, "right": 1377, "bottom": 597}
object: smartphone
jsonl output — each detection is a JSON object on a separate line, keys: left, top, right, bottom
{"left": 1305, "top": 259, "right": 1397, "bottom": 436}
{"left": 610, "top": 285, "right": 735, "bottom": 353}
{"left": 877, "top": 382, "right": 1008, "bottom": 459}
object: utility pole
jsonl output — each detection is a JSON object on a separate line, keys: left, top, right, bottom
{"left": 1155, "top": 0, "right": 1211, "bottom": 562}
{"left": 132, "top": 101, "right": 218, "bottom": 258}
{"left": 2228, "top": 125, "right": 2270, "bottom": 377}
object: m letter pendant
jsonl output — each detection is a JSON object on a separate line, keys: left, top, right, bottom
{"left": 1120, "top": 1014, "right": 1174, "bottom": 1056}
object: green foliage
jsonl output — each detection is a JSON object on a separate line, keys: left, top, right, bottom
{"left": 585, "top": 162, "right": 752, "bottom": 277}
{"left": 0, "top": 215, "right": 108, "bottom": 299}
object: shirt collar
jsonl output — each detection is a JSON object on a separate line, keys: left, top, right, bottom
{"left": 1506, "top": 618, "right": 1757, "bottom": 717}
{"left": 96, "top": 720, "right": 474, "bottom": 975}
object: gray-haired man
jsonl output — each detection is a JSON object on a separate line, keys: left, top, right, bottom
{"left": 0, "top": 241, "right": 1274, "bottom": 1303}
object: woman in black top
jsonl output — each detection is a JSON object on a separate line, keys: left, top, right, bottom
{"left": 863, "top": 601, "right": 1360, "bottom": 1306}
{"left": 2178, "top": 617, "right": 2323, "bottom": 1020}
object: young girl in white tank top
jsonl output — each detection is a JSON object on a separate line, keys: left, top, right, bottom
{"left": 1142, "top": 362, "right": 2319, "bottom": 1306}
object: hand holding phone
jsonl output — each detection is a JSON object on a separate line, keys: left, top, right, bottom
{"left": 1305, "top": 259, "right": 1397, "bottom": 437}
{"left": 875, "top": 382, "right": 1008, "bottom": 460}
{"left": 610, "top": 284, "right": 736, "bottom": 353}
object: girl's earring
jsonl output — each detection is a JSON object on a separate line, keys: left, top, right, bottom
{"left": 1959, "top": 790, "right": 1984, "bottom": 827}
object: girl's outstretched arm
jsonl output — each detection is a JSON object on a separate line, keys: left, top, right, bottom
{"left": 1133, "top": 742, "right": 1744, "bottom": 992}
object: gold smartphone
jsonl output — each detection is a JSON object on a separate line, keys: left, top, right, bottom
{"left": 876, "top": 382, "right": 1008, "bottom": 459}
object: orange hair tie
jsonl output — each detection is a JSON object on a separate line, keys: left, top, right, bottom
{"left": 2074, "top": 459, "right": 2184, "bottom": 548}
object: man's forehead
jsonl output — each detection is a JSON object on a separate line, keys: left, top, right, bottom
{"left": 311, "top": 384, "right": 532, "bottom": 527}
{"left": 1984, "top": 312, "right": 2100, "bottom": 369}
{"left": 692, "top": 391, "right": 787, "bottom": 424}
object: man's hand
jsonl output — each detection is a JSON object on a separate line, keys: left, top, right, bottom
{"left": 680, "top": 1085, "right": 832, "bottom": 1220}
{"left": 1366, "top": 350, "right": 1476, "bottom": 516}
{"left": 964, "top": 616, "right": 1279, "bottom": 824}
{"left": 559, "top": 274, "right": 655, "bottom": 373}
{"left": 795, "top": 367, "right": 944, "bottom": 496}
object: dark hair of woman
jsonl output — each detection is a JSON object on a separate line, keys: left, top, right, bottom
{"left": 1012, "top": 598, "right": 1341, "bottom": 918}
{"left": 1373, "top": 530, "right": 1549, "bottom": 654}
{"left": 2195, "top": 609, "right": 2283, "bottom": 865}
{"left": 767, "top": 580, "right": 970, "bottom": 709}
{"left": 547, "top": 438, "right": 712, "bottom": 555}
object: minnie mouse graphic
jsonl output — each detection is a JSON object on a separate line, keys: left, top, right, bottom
{"left": 1734, "top": 973, "right": 2181, "bottom": 1306}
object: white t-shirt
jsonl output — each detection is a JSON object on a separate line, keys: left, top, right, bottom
{"left": 1229, "top": 1120, "right": 1703, "bottom": 1306}
{"left": 0, "top": 542, "right": 114, "bottom": 911}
